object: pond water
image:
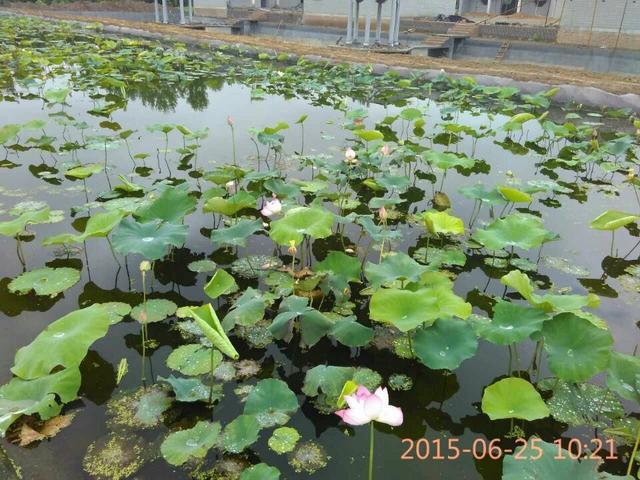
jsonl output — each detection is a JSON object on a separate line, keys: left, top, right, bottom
{"left": 1, "top": 16, "right": 639, "bottom": 480}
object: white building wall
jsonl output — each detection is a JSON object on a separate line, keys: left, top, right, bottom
{"left": 461, "top": 0, "right": 560, "bottom": 17}
{"left": 558, "top": 0, "right": 640, "bottom": 33}
{"left": 303, "top": 0, "right": 456, "bottom": 18}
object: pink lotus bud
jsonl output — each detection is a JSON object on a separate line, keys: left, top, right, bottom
{"left": 379, "top": 206, "right": 388, "bottom": 222}
{"left": 345, "top": 147, "right": 356, "bottom": 162}
{"left": 227, "top": 115, "right": 234, "bottom": 127}
{"left": 225, "top": 180, "right": 236, "bottom": 195}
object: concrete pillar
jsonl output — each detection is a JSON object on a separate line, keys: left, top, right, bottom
{"left": 346, "top": 0, "right": 354, "bottom": 44}
{"left": 388, "top": 0, "right": 396, "bottom": 46}
{"left": 516, "top": 0, "right": 522, "bottom": 13}
{"left": 394, "top": 0, "right": 400, "bottom": 45}
{"left": 375, "top": 1, "right": 383, "bottom": 44}
{"left": 162, "top": 0, "right": 168, "bottom": 24}
{"left": 364, "top": 13, "right": 371, "bottom": 46}
{"left": 487, "top": 0, "right": 492, "bottom": 14}
{"left": 154, "top": 0, "right": 160, "bottom": 22}
{"left": 179, "top": 0, "right": 186, "bottom": 24}
{"left": 354, "top": 0, "right": 360, "bottom": 43}
{"left": 188, "top": 0, "right": 193, "bottom": 23}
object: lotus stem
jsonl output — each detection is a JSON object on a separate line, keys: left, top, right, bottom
{"left": 230, "top": 124, "right": 237, "bottom": 166}
{"left": 209, "top": 347, "right": 215, "bottom": 405}
{"left": 610, "top": 230, "right": 616, "bottom": 257}
{"left": 627, "top": 424, "right": 640, "bottom": 476}
{"left": 369, "top": 421, "right": 375, "bottom": 480}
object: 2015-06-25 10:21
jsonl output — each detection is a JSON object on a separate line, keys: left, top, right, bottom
{"left": 401, "top": 437, "right": 618, "bottom": 461}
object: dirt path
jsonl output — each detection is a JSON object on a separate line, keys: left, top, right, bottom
{"left": 6, "top": 7, "right": 640, "bottom": 97}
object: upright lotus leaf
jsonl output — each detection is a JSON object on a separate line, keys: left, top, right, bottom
{"left": 269, "top": 296, "right": 332, "bottom": 346}
{"left": 0, "top": 367, "right": 81, "bottom": 435}
{"left": 472, "top": 213, "right": 552, "bottom": 251}
{"left": 135, "top": 185, "right": 197, "bottom": 223}
{"left": 329, "top": 316, "right": 374, "bottom": 347}
{"left": 459, "top": 184, "right": 507, "bottom": 205}
{"left": 481, "top": 377, "right": 549, "bottom": 421}
{"left": 503, "top": 437, "right": 630, "bottom": 479}
{"left": 365, "top": 252, "right": 428, "bottom": 288}
{"left": 0, "top": 207, "right": 59, "bottom": 238}
{"left": 43, "top": 87, "right": 70, "bottom": 104}
{"left": 0, "top": 124, "right": 20, "bottom": 145}
{"left": 240, "top": 463, "right": 281, "bottom": 480}
{"left": 542, "top": 313, "right": 613, "bottom": 382}
{"left": 64, "top": 163, "right": 103, "bottom": 179}
{"left": 223, "top": 414, "right": 261, "bottom": 453}
{"left": 161, "top": 421, "right": 221, "bottom": 466}
{"left": 8, "top": 267, "right": 80, "bottom": 297}
{"left": 12, "top": 303, "right": 130, "bottom": 379}
{"left": 130, "top": 299, "right": 177, "bottom": 324}
{"left": 301, "top": 365, "right": 356, "bottom": 398}
{"left": 607, "top": 352, "right": 640, "bottom": 403}
{"left": 370, "top": 285, "right": 471, "bottom": 332}
{"left": 474, "top": 300, "right": 549, "bottom": 345}
{"left": 422, "top": 150, "right": 475, "bottom": 170}
{"left": 203, "top": 191, "right": 257, "bottom": 216}
{"left": 204, "top": 269, "right": 239, "bottom": 299}
{"left": 354, "top": 129, "right": 383, "bottom": 142}
{"left": 222, "top": 287, "right": 266, "bottom": 330}
{"left": 269, "top": 206, "right": 334, "bottom": 245}
{"left": 498, "top": 185, "right": 532, "bottom": 203}
{"left": 413, "top": 318, "right": 478, "bottom": 370}
{"left": 423, "top": 210, "right": 465, "bottom": 236}
{"left": 590, "top": 210, "right": 640, "bottom": 231}
{"left": 501, "top": 270, "right": 600, "bottom": 314}
{"left": 244, "top": 379, "right": 299, "bottom": 427}
{"left": 177, "top": 304, "right": 239, "bottom": 359}
{"left": 112, "top": 218, "right": 188, "bottom": 260}
{"left": 315, "top": 251, "right": 362, "bottom": 293}
{"left": 211, "top": 219, "right": 263, "bottom": 248}
{"left": 166, "top": 344, "right": 222, "bottom": 376}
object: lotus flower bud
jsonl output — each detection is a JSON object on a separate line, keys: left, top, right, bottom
{"left": 288, "top": 240, "right": 297, "bottom": 256}
{"left": 227, "top": 115, "right": 234, "bottom": 127}
{"left": 379, "top": 206, "right": 388, "bottom": 222}
{"left": 139, "top": 260, "right": 151, "bottom": 272}
{"left": 345, "top": 147, "right": 356, "bottom": 161}
{"left": 380, "top": 144, "right": 391, "bottom": 156}
{"left": 628, "top": 168, "right": 636, "bottom": 180}
{"left": 225, "top": 180, "right": 236, "bottom": 195}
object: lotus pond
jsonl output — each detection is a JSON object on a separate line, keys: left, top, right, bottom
{"left": 1, "top": 15, "right": 640, "bottom": 480}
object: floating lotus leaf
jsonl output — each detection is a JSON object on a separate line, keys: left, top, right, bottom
{"left": 240, "top": 463, "right": 281, "bottom": 480}
{"left": 111, "top": 218, "right": 187, "bottom": 260}
{"left": 12, "top": 303, "right": 130, "bottom": 379}
{"left": 413, "top": 317, "right": 478, "bottom": 370}
{"left": 211, "top": 218, "right": 263, "bottom": 248}
{"left": 0, "top": 367, "right": 81, "bottom": 435}
{"left": 244, "top": 379, "right": 298, "bottom": 428}
{"left": 130, "top": 299, "right": 177, "bottom": 324}
{"left": 8, "top": 267, "right": 80, "bottom": 297}
{"left": 590, "top": 210, "right": 640, "bottom": 231}
{"left": 472, "top": 213, "right": 552, "bottom": 251}
{"left": 203, "top": 191, "right": 256, "bottom": 216}
{"left": 166, "top": 344, "right": 222, "bottom": 376}
{"left": 204, "top": 269, "right": 238, "bottom": 299}
{"left": 187, "top": 259, "right": 217, "bottom": 273}
{"left": 159, "top": 375, "right": 222, "bottom": 403}
{"left": 423, "top": 150, "right": 475, "bottom": 170}
{"left": 423, "top": 210, "right": 465, "bottom": 236}
{"left": 370, "top": 286, "right": 471, "bottom": 332}
{"left": 542, "top": 313, "right": 613, "bottom": 382}
{"left": 231, "top": 255, "right": 282, "bottom": 279}
{"left": 64, "top": 163, "right": 103, "bottom": 179}
{"left": 135, "top": 185, "right": 197, "bottom": 223}
{"left": 161, "top": 421, "right": 221, "bottom": 466}
{"left": 268, "top": 427, "right": 301, "bottom": 454}
{"left": 474, "top": 300, "right": 549, "bottom": 345}
{"left": 222, "top": 287, "right": 266, "bottom": 330}
{"left": 134, "top": 387, "right": 172, "bottom": 427}
{"left": 222, "top": 414, "right": 261, "bottom": 453}
{"left": 269, "top": 206, "right": 334, "bottom": 245}
{"left": 481, "top": 377, "right": 549, "bottom": 421}
{"left": 177, "top": 304, "right": 239, "bottom": 359}
{"left": 365, "top": 252, "right": 428, "bottom": 288}
{"left": 606, "top": 352, "right": 640, "bottom": 403}
{"left": 498, "top": 185, "right": 532, "bottom": 203}
{"left": 413, "top": 246, "right": 466, "bottom": 270}
{"left": 503, "top": 437, "right": 630, "bottom": 479}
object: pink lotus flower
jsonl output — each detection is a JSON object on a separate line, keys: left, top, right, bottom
{"left": 225, "top": 180, "right": 236, "bottom": 195}
{"left": 336, "top": 386, "right": 403, "bottom": 427}
{"left": 345, "top": 147, "right": 356, "bottom": 161}
{"left": 378, "top": 206, "right": 388, "bottom": 222}
{"left": 261, "top": 197, "right": 282, "bottom": 217}
{"left": 227, "top": 115, "right": 234, "bottom": 127}
{"left": 380, "top": 144, "right": 391, "bottom": 156}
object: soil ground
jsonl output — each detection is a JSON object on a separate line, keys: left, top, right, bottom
{"left": 4, "top": 6, "right": 640, "bottom": 97}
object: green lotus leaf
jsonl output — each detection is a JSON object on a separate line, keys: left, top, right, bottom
{"left": 0, "top": 124, "right": 20, "bottom": 145}
{"left": 114, "top": 175, "right": 144, "bottom": 193}
{"left": 413, "top": 317, "right": 478, "bottom": 370}
{"left": 315, "top": 251, "right": 361, "bottom": 288}
{"left": 422, "top": 150, "right": 475, "bottom": 170}
{"left": 370, "top": 286, "right": 471, "bottom": 332}
{"left": 268, "top": 427, "right": 301, "bottom": 454}
{"left": 590, "top": 210, "right": 640, "bottom": 231}
{"left": 203, "top": 191, "right": 256, "bottom": 216}
{"left": 474, "top": 300, "right": 549, "bottom": 345}
{"left": 354, "top": 129, "right": 383, "bottom": 142}
{"left": 135, "top": 185, "right": 197, "bottom": 223}
{"left": 365, "top": 252, "right": 428, "bottom": 289}
{"left": 12, "top": 303, "right": 130, "bottom": 379}
{"left": 299, "top": 309, "right": 334, "bottom": 347}
{"left": 211, "top": 219, "right": 263, "bottom": 248}
{"left": 111, "top": 218, "right": 188, "bottom": 260}
{"left": 204, "top": 269, "right": 239, "bottom": 299}
{"left": 498, "top": 185, "right": 532, "bottom": 203}
{"left": 302, "top": 365, "right": 356, "bottom": 398}
{"left": 134, "top": 388, "right": 172, "bottom": 427}
{"left": 0, "top": 207, "right": 60, "bottom": 238}
{"left": 166, "top": 344, "right": 222, "bottom": 376}
{"left": 269, "top": 206, "right": 334, "bottom": 245}
{"left": 130, "top": 299, "right": 177, "bottom": 324}
{"left": 244, "top": 379, "right": 298, "bottom": 427}
{"left": 8, "top": 267, "right": 80, "bottom": 297}
{"left": 159, "top": 375, "right": 222, "bottom": 403}
{"left": 503, "top": 437, "right": 630, "bottom": 479}
{"left": 329, "top": 316, "right": 374, "bottom": 347}
{"left": 542, "top": 313, "right": 613, "bottom": 382}
{"left": 241, "top": 463, "right": 281, "bottom": 480}
{"left": 222, "top": 414, "right": 261, "bottom": 453}
{"left": 607, "top": 352, "right": 640, "bottom": 403}
{"left": 161, "top": 421, "right": 221, "bottom": 466}
{"left": 481, "top": 377, "right": 549, "bottom": 421}
{"left": 423, "top": 210, "right": 465, "bottom": 236}
{"left": 538, "top": 379, "right": 624, "bottom": 428}
{"left": 472, "top": 213, "right": 552, "bottom": 251}
{"left": 459, "top": 184, "right": 507, "bottom": 205}
{"left": 43, "top": 87, "right": 70, "bottom": 103}
{"left": 0, "top": 367, "right": 81, "bottom": 435}
{"left": 187, "top": 259, "right": 217, "bottom": 273}
{"left": 231, "top": 255, "right": 283, "bottom": 279}
{"left": 177, "top": 304, "right": 239, "bottom": 359}
{"left": 222, "top": 287, "right": 266, "bottom": 330}
{"left": 413, "top": 246, "right": 466, "bottom": 270}
{"left": 64, "top": 163, "right": 103, "bottom": 179}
